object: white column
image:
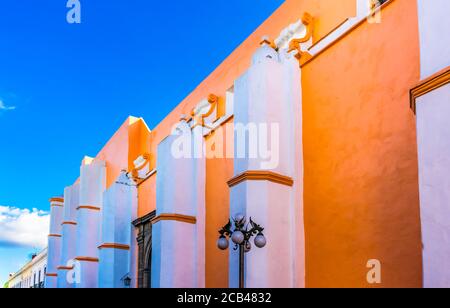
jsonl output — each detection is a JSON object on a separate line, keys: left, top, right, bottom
{"left": 416, "top": 85, "right": 450, "bottom": 288}
{"left": 151, "top": 119, "right": 205, "bottom": 288}
{"left": 45, "top": 197, "right": 64, "bottom": 288}
{"left": 98, "top": 171, "right": 137, "bottom": 288}
{"left": 415, "top": 0, "right": 450, "bottom": 288}
{"left": 194, "top": 125, "right": 207, "bottom": 288}
{"left": 74, "top": 158, "right": 106, "bottom": 288}
{"left": 417, "top": 0, "right": 450, "bottom": 79}
{"left": 57, "top": 184, "right": 79, "bottom": 288}
{"left": 229, "top": 42, "right": 304, "bottom": 288}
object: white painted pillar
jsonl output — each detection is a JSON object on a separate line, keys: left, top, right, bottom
{"left": 151, "top": 119, "right": 205, "bottom": 288}
{"left": 416, "top": 84, "right": 450, "bottom": 288}
{"left": 45, "top": 197, "right": 64, "bottom": 288}
{"left": 57, "top": 184, "right": 79, "bottom": 288}
{"left": 229, "top": 42, "right": 304, "bottom": 288}
{"left": 417, "top": 0, "right": 450, "bottom": 79}
{"left": 74, "top": 158, "right": 106, "bottom": 288}
{"left": 98, "top": 171, "right": 137, "bottom": 288}
{"left": 415, "top": 0, "right": 450, "bottom": 288}
{"left": 192, "top": 124, "right": 206, "bottom": 288}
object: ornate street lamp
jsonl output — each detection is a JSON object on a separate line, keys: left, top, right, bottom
{"left": 217, "top": 214, "right": 267, "bottom": 288}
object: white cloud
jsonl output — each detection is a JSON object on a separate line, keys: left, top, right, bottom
{"left": 0, "top": 206, "right": 49, "bottom": 249}
{"left": 0, "top": 100, "right": 16, "bottom": 111}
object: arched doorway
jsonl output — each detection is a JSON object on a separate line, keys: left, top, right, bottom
{"left": 143, "top": 240, "right": 152, "bottom": 288}
{"left": 133, "top": 211, "right": 155, "bottom": 288}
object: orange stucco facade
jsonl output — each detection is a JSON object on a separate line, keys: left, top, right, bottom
{"left": 301, "top": 1, "right": 422, "bottom": 287}
{"left": 54, "top": 0, "right": 433, "bottom": 288}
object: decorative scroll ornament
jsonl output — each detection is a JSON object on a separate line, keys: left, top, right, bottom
{"left": 190, "top": 93, "right": 224, "bottom": 128}
{"left": 203, "top": 94, "right": 220, "bottom": 120}
{"left": 131, "top": 153, "right": 151, "bottom": 180}
{"left": 287, "top": 12, "right": 314, "bottom": 62}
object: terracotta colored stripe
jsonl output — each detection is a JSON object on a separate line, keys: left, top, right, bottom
{"left": 227, "top": 171, "right": 294, "bottom": 188}
{"left": 49, "top": 197, "right": 64, "bottom": 203}
{"left": 75, "top": 256, "right": 99, "bottom": 263}
{"left": 57, "top": 266, "right": 74, "bottom": 271}
{"left": 151, "top": 214, "right": 197, "bottom": 225}
{"left": 48, "top": 234, "right": 62, "bottom": 238}
{"left": 76, "top": 205, "right": 101, "bottom": 211}
{"left": 46, "top": 273, "right": 58, "bottom": 277}
{"left": 61, "top": 221, "right": 77, "bottom": 226}
{"left": 410, "top": 66, "right": 450, "bottom": 113}
{"left": 98, "top": 243, "right": 130, "bottom": 251}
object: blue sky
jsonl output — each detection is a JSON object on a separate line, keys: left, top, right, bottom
{"left": 0, "top": 0, "right": 284, "bottom": 286}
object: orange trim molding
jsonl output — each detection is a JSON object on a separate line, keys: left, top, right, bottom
{"left": 46, "top": 273, "right": 58, "bottom": 277}
{"left": 49, "top": 197, "right": 64, "bottom": 203}
{"left": 308, "top": 18, "right": 349, "bottom": 50}
{"left": 410, "top": 66, "right": 450, "bottom": 113}
{"left": 228, "top": 170, "right": 294, "bottom": 188}
{"left": 57, "top": 266, "right": 74, "bottom": 271}
{"left": 98, "top": 243, "right": 130, "bottom": 251}
{"left": 61, "top": 221, "right": 77, "bottom": 226}
{"left": 75, "top": 256, "right": 99, "bottom": 263}
{"left": 48, "top": 234, "right": 62, "bottom": 238}
{"left": 151, "top": 214, "right": 197, "bottom": 225}
{"left": 76, "top": 205, "right": 101, "bottom": 211}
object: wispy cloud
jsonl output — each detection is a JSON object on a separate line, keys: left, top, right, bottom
{"left": 0, "top": 99, "right": 16, "bottom": 111}
{"left": 0, "top": 206, "right": 49, "bottom": 249}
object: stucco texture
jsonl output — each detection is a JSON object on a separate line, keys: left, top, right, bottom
{"left": 301, "top": 0, "right": 422, "bottom": 288}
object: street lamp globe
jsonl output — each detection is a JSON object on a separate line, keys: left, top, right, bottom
{"left": 254, "top": 233, "right": 267, "bottom": 248}
{"left": 234, "top": 213, "right": 246, "bottom": 225}
{"left": 231, "top": 231, "right": 245, "bottom": 245}
{"left": 217, "top": 236, "right": 229, "bottom": 250}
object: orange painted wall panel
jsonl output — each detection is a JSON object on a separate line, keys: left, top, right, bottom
{"left": 301, "top": 0, "right": 422, "bottom": 287}
{"left": 90, "top": 117, "right": 151, "bottom": 190}
{"left": 95, "top": 119, "right": 130, "bottom": 188}
{"left": 128, "top": 119, "right": 152, "bottom": 171}
{"left": 138, "top": 174, "right": 157, "bottom": 218}
{"left": 205, "top": 120, "right": 233, "bottom": 288}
